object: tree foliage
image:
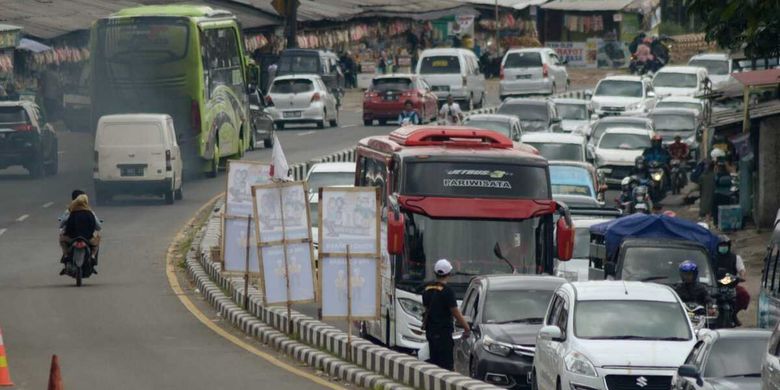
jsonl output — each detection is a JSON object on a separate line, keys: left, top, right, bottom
{"left": 687, "top": 0, "right": 780, "bottom": 58}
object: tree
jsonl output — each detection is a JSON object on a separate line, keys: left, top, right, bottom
{"left": 687, "top": 0, "right": 780, "bottom": 58}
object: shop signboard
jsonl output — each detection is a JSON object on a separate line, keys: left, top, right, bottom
{"left": 546, "top": 41, "right": 594, "bottom": 68}
{"left": 0, "top": 26, "right": 21, "bottom": 49}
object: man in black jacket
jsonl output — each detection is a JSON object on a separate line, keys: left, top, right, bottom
{"left": 674, "top": 260, "right": 713, "bottom": 309}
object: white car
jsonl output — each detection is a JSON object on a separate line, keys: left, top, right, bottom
{"left": 591, "top": 76, "right": 656, "bottom": 117}
{"left": 591, "top": 127, "right": 654, "bottom": 185}
{"left": 587, "top": 116, "right": 654, "bottom": 148}
{"left": 655, "top": 96, "right": 706, "bottom": 116}
{"left": 521, "top": 132, "right": 589, "bottom": 163}
{"left": 555, "top": 218, "right": 613, "bottom": 282}
{"left": 763, "top": 321, "right": 780, "bottom": 389}
{"left": 652, "top": 66, "right": 710, "bottom": 98}
{"left": 688, "top": 53, "right": 734, "bottom": 90}
{"left": 267, "top": 74, "right": 339, "bottom": 129}
{"left": 305, "top": 162, "right": 356, "bottom": 249}
{"left": 533, "top": 281, "right": 696, "bottom": 390}
{"left": 500, "top": 48, "right": 569, "bottom": 98}
{"left": 416, "top": 48, "right": 486, "bottom": 110}
{"left": 552, "top": 98, "right": 592, "bottom": 134}
{"left": 462, "top": 114, "right": 522, "bottom": 141}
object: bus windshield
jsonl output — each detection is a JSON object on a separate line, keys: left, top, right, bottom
{"left": 98, "top": 18, "right": 190, "bottom": 63}
{"left": 399, "top": 214, "right": 544, "bottom": 291}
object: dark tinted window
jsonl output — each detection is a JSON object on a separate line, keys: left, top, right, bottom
{"left": 498, "top": 102, "right": 549, "bottom": 122}
{"left": 689, "top": 59, "right": 729, "bottom": 75}
{"left": 278, "top": 54, "right": 320, "bottom": 74}
{"left": 419, "top": 56, "right": 460, "bottom": 74}
{"left": 650, "top": 114, "right": 696, "bottom": 131}
{"left": 99, "top": 17, "right": 189, "bottom": 62}
{"left": 372, "top": 78, "right": 413, "bottom": 92}
{"left": 0, "top": 107, "right": 28, "bottom": 124}
{"left": 557, "top": 104, "right": 588, "bottom": 120}
{"left": 403, "top": 162, "right": 549, "bottom": 199}
{"left": 703, "top": 336, "right": 769, "bottom": 377}
{"left": 595, "top": 80, "right": 643, "bottom": 97}
{"left": 620, "top": 246, "right": 713, "bottom": 285}
{"left": 484, "top": 289, "right": 554, "bottom": 323}
{"left": 505, "top": 52, "right": 542, "bottom": 68}
{"left": 527, "top": 143, "right": 584, "bottom": 162}
{"left": 462, "top": 119, "right": 512, "bottom": 137}
{"left": 654, "top": 73, "right": 698, "bottom": 88}
{"left": 272, "top": 79, "right": 314, "bottom": 93}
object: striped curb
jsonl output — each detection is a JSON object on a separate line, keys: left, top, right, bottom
{"left": 189, "top": 204, "right": 504, "bottom": 390}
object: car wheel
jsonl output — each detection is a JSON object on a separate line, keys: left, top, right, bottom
{"left": 45, "top": 152, "right": 59, "bottom": 176}
{"left": 164, "top": 188, "right": 175, "bottom": 204}
{"left": 175, "top": 183, "right": 183, "bottom": 200}
{"left": 556, "top": 377, "right": 562, "bottom": 390}
{"left": 28, "top": 155, "right": 44, "bottom": 178}
{"left": 469, "top": 358, "right": 479, "bottom": 379}
{"left": 378, "top": 119, "right": 387, "bottom": 126}
{"left": 248, "top": 129, "right": 256, "bottom": 151}
{"left": 206, "top": 146, "right": 219, "bottom": 178}
{"left": 467, "top": 96, "right": 474, "bottom": 111}
{"left": 551, "top": 83, "right": 557, "bottom": 95}
{"left": 329, "top": 111, "right": 338, "bottom": 127}
{"left": 531, "top": 370, "right": 539, "bottom": 390}
{"left": 264, "top": 137, "right": 273, "bottom": 148}
{"left": 363, "top": 119, "right": 372, "bottom": 126}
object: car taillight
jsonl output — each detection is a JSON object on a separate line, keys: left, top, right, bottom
{"left": 13, "top": 124, "right": 33, "bottom": 132}
{"left": 190, "top": 100, "right": 201, "bottom": 135}
{"left": 499, "top": 65, "right": 504, "bottom": 80}
{"left": 165, "top": 150, "right": 172, "bottom": 171}
{"left": 311, "top": 92, "right": 321, "bottom": 102}
{"left": 73, "top": 241, "right": 87, "bottom": 249}
{"left": 543, "top": 64, "right": 549, "bottom": 78}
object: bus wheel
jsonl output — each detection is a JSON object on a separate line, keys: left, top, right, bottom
{"left": 206, "top": 147, "right": 220, "bottom": 178}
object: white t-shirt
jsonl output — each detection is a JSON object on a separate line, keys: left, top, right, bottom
{"left": 439, "top": 102, "right": 462, "bottom": 125}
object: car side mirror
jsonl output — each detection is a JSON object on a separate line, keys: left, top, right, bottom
{"left": 387, "top": 211, "right": 405, "bottom": 255}
{"left": 562, "top": 59, "right": 569, "bottom": 65}
{"left": 584, "top": 90, "right": 593, "bottom": 100}
{"left": 604, "top": 262, "right": 616, "bottom": 276}
{"left": 677, "top": 364, "right": 703, "bottom": 387}
{"left": 647, "top": 91, "right": 656, "bottom": 98}
{"left": 539, "top": 325, "right": 563, "bottom": 342}
{"left": 552, "top": 117, "right": 562, "bottom": 124}
{"left": 590, "top": 114, "right": 599, "bottom": 121}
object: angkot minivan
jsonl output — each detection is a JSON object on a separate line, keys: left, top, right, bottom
{"left": 416, "top": 48, "right": 486, "bottom": 110}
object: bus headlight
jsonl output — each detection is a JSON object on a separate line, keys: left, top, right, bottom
{"left": 398, "top": 298, "right": 424, "bottom": 321}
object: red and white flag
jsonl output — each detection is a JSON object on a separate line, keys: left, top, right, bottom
{"left": 269, "top": 134, "right": 291, "bottom": 181}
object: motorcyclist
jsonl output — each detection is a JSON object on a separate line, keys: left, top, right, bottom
{"left": 59, "top": 190, "right": 102, "bottom": 259}
{"left": 59, "top": 193, "right": 101, "bottom": 275}
{"left": 642, "top": 134, "right": 672, "bottom": 167}
{"left": 616, "top": 176, "right": 635, "bottom": 205}
{"left": 398, "top": 100, "right": 421, "bottom": 126}
{"left": 630, "top": 155, "right": 649, "bottom": 179}
{"left": 714, "top": 235, "right": 749, "bottom": 326}
{"left": 674, "top": 261, "right": 715, "bottom": 313}
{"left": 668, "top": 135, "right": 690, "bottom": 161}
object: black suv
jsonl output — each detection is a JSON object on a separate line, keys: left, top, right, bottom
{"left": 0, "top": 101, "right": 58, "bottom": 177}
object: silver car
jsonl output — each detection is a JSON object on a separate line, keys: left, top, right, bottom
{"left": 266, "top": 74, "right": 339, "bottom": 129}
{"left": 500, "top": 48, "right": 569, "bottom": 99}
{"left": 462, "top": 114, "right": 522, "bottom": 141}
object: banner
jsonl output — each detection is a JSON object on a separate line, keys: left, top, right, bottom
{"left": 319, "top": 187, "right": 380, "bottom": 320}
{"left": 222, "top": 161, "right": 272, "bottom": 273}
{"left": 252, "top": 181, "right": 316, "bottom": 306}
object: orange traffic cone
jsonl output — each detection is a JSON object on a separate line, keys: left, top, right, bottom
{"left": 48, "top": 354, "right": 63, "bottom": 390}
{"left": 0, "top": 328, "right": 13, "bottom": 387}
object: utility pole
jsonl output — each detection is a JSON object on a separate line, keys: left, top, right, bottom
{"left": 286, "top": 0, "right": 298, "bottom": 48}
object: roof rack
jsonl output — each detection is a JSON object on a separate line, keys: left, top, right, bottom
{"left": 388, "top": 127, "right": 514, "bottom": 148}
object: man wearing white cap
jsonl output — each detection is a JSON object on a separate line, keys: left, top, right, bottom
{"left": 421, "top": 259, "right": 470, "bottom": 370}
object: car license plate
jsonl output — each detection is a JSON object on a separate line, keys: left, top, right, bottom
{"left": 516, "top": 74, "right": 532, "bottom": 79}
{"left": 283, "top": 111, "right": 302, "bottom": 118}
{"left": 384, "top": 95, "right": 398, "bottom": 101}
{"left": 120, "top": 167, "right": 144, "bottom": 176}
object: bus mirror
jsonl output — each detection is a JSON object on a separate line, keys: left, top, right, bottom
{"left": 556, "top": 217, "right": 574, "bottom": 261}
{"left": 388, "top": 212, "right": 405, "bottom": 255}
{"left": 246, "top": 63, "right": 260, "bottom": 86}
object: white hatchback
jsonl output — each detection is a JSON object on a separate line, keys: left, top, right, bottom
{"left": 533, "top": 281, "right": 696, "bottom": 390}
{"left": 500, "top": 48, "right": 569, "bottom": 99}
{"left": 266, "top": 74, "right": 339, "bottom": 129}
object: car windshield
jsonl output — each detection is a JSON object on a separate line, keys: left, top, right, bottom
{"left": 703, "top": 336, "right": 769, "bottom": 377}
{"left": 306, "top": 171, "right": 355, "bottom": 194}
{"left": 650, "top": 114, "right": 695, "bottom": 131}
{"left": 598, "top": 133, "right": 651, "bottom": 150}
{"left": 689, "top": 59, "right": 729, "bottom": 75}
{"left": 272, "top": 79, "right": 314, "bottom": 94}
{"left": 591, "top": 121, "right": 647, "bottom": 144}
{"left": 504, "top": 52, "right": 542, "bottom": 68}
{"left": 0, "top": 107, "right": 28, "bottom": 125}
{"left": 575, "top": 300, "right": 691, "bottom": 340}
{"left": 462, "top": 119, "right": 512, "bottom": 137}
{"left": 498, "top": 103, "right": 549, "bottom": 122}
{"left": 557, "top": 104, "right": 588, "bottom": 120}
{"left": 372, "top": 78, "right": 413, "bottom": 92}
{"left": 656, "top": 102, "right": 701, "bottom": 113}
{"left": 529, "top": 142, "right": 583, "bottom": 162}
{"left": 419, "top": 56, "right": 460, "bottom": 74}
{"left": 573, "top": 227, "right": 590, "bottom": 258}
{"left": 484, "top": 289, "right": 554, "bottom": 323}
{"left": 619, "top": 246, "right": 714, "bottom": 285}
{"left": 595, "top": 80, "right": 643, "bottom": 97}
{"left": 654, "top": 73, "right": 698, "bottom": 88}
{"left": 400, "top": 214, "right": 544, "bottom": 289}
{"left": 278, "top": 55, "right": 319, "bottom": 74}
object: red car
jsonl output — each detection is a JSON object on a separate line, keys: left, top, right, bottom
{"left": 363, "top": 74, "right": 439, "bottom": 126}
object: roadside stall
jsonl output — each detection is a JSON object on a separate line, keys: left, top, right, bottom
{"left": 0, "top": 24, "right": 21, "bottom": 92}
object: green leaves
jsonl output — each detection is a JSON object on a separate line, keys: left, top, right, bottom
{"left": 688, "top": 0, "right": 780, "bottom": 58}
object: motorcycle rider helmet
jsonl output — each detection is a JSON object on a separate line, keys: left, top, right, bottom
{"left": 710, "top": 148, "right": 726, "bottom": 162}
{"left": 634, "top": 155, "right": 645, "bottom": 170}
{"left": 679, "top": 260, "right": 699, "bottom": 283}
{"left": 651, "top": 134, "right": 663, "bottom": 148}
{"left": 621, "top": 176, "right": 633, "bottom": 191}
{"left": 717, "top": 234, "right": 731, "bottom": 254}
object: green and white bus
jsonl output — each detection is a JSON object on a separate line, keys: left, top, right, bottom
{"left": 89, "top": 5, "right": 256, "bottom": 177}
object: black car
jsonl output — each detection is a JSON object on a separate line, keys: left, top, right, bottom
{"left": 673, "top": 328, "right": 770, "bottom": 390}
{"left": 0, "top": 101, "right": 58, "bottom": 177}
{"left": 454, "top": 275, "right": 566, "bottom": 389}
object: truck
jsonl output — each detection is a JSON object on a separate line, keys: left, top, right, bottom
{"left": 355, "top": 126, "right": 575, "bottom": 350}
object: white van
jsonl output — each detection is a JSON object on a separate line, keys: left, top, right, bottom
{"left": 94, "top": 114, "right": 183, "bottom": 205}
{"left": 416, "top": 48, "right": 486, "bottom": 110}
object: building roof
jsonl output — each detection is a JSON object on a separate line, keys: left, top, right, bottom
{"left": 732, "top": 68, "right": 780, "bottom": 87}
{"left": 456, "top": 0, "right": 548, "bottom": 10}
{"left": 230, "top": 0, "right": 473, "bottom": 22}
{"left": 541, "top": 0, "right": 632, "bottom": 11}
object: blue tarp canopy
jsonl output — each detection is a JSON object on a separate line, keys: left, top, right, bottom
{"left": 590, "top": 213, "right": 720, "bottom": 260}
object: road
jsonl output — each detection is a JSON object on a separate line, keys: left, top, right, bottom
{"left": 0, "top": 107, "right": 396, "bottom": 389}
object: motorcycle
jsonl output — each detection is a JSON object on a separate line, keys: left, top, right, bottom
{"left": 685, "top": 302, "right": 708, "bottom": 332}
{"left": 623, "top": 178, "right": 652, "bottom": 214}
{"left": 714, "top": 273, "right": 741, "bottom": 328}
{"left": 647, "top": 160, "right": 667, "bottom": 203}
{"left": 64, "top": 237, "right": 96, "bottom": 287}
{"left": 670, "top": 159, "right": 688, "bottom": 195}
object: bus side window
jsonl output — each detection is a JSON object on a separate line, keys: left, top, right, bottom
{"left": 359, "top": 156, "right": 388, "bottom": 208}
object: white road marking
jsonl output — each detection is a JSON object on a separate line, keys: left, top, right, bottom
{"left": 57, "top": 151, "right": 65, "bottom": 155}
{"left": 16, "top": 214, "right": 29, "bottom": 222}
{"left": 0, "top": 229, "right": 6, "bottom": 237}
{"left": 340, "top": 124, "right": 357, "bottom": 128}
{"left": 297, "top": 131, "right": 316, "bottom": 136}
{"left": 42, "top": 202, "right": 54, "bottom": 208}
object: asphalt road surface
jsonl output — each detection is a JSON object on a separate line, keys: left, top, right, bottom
{"left": 0, "top": 107, "right": 396, "bottom": 389}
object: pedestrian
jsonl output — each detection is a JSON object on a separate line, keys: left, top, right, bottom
{"left": 439, "top": 95, "right": 463, "bottom": 125}
{"left": 398, "top": 100, "right": 420, "bottom": 125}
{"left": 422, "top": 259, "right": 470, "bottom": 370}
